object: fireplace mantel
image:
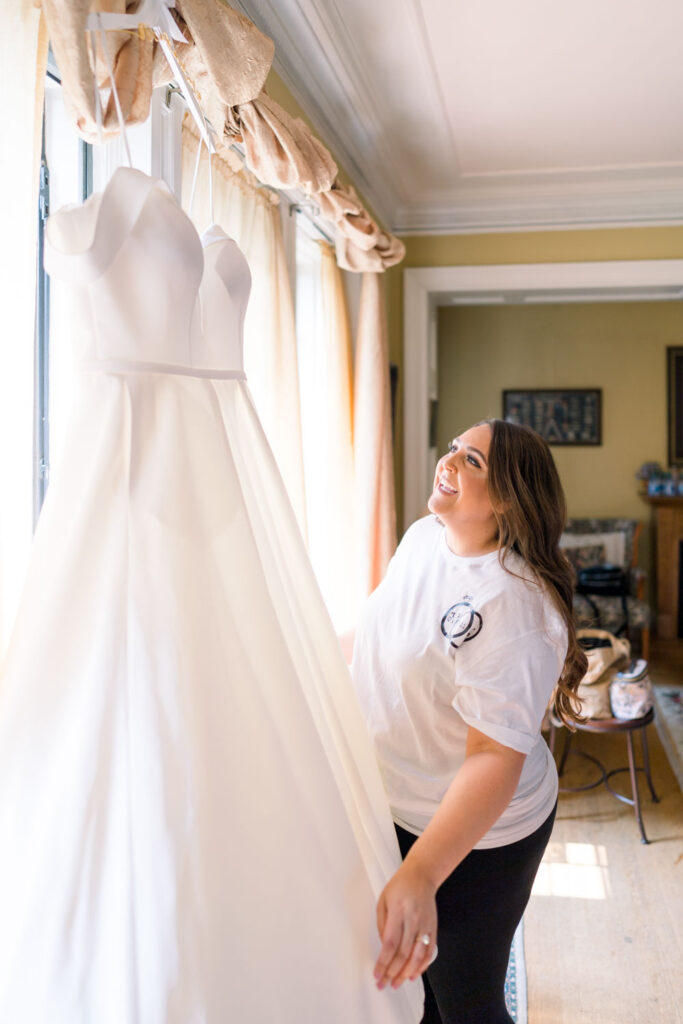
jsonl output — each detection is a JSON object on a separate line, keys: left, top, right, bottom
{"left": 644, "top": 496, "right": 683, "bottom": 638}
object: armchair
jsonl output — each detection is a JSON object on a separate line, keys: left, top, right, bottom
{"left": 560, "top": 518, "right": 651, "bottom": 659}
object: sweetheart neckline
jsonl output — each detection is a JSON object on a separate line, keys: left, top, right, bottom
{"left": 46, "top": 165, "right": 240, "bottom": 260}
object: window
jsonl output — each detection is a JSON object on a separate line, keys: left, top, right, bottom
{"left": 38, "top": 70, "right": 93, "bottom": 520}
{"left": 36, "top": 70, "right": 172, "bottom": 519}
{"left": 32, "top": 75, "right": 359, "bottom": 630}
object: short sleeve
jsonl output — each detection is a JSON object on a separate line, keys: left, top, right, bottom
{"left": 452, "top": 630, "right": 564, "bottom": 754}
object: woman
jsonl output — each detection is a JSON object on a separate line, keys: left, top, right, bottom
{"left": 351, "top": 418, "right": 587, "bottom": 1024}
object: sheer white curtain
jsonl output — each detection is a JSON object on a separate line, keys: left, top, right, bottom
{"left": 296, "top": 233, "right": 357, "bottom": 632}
{"left": 181, "top": 125, "right": 306, "bottom": 534}
{"left": 354, "top": 272, "right": 397, "bottom": 598}
{"left": 0, "top": 2, "right": 48, "bottom": 656}
{"left": 183, "top": 124, "right": 362, "bottom": 631}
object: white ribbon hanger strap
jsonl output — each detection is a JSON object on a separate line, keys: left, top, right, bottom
{"left": 86, "top": 0, "right": 187, "bottom": 43}
{"left": 92, "top": 13, "right": 133, "bottom": 167}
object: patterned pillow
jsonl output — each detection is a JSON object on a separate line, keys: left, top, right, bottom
{"left": 564, "top": 543, "right": 607, "bottom": 581}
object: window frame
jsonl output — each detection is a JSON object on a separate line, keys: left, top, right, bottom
{"left": 34, "top": 60, "right": 93, "bottom": 525}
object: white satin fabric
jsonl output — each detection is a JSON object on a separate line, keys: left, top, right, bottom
{"left": 0, "top": 167, "right": 422, "bottom": 1024}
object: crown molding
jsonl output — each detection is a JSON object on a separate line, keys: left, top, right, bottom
{"left": 394, "top": 188, "right": 683, "bottom": 235}
{"left": 393, "top": 167, "right": 683, "bottom": 233}
{"left": 233, "top": 1, "right": 683, "bottom": 236}
{"left": 232, "top": 0, "right": 401, "bottom": 228}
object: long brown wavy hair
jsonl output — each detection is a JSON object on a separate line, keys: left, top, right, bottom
{"left": 483, "top": 418, "right": 587, "bottom": 727}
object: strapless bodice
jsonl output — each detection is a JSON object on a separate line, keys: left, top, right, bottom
{"left": 198, "top": 225, "right": 252, "bottom": 373}
{"left": 45, "top": 167, "right": 251, "bottom": 376}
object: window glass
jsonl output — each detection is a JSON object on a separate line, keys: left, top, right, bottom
{"left": 42, "top": 77, "right": 88, "bottom": 486}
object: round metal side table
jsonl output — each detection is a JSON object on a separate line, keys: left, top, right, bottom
{"left": 548, "top": 708, "right": 659, "bottom": 844}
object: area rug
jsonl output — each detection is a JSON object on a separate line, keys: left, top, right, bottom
{"left": 653, "top": 684, "right": 683, "bottom": 793}
{"left": 504, "top": 919, "right": 527, "bottom": 1023}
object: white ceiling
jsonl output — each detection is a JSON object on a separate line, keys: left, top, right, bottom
{"left": 232, "top": 0, "right": 683, "bottom": 234}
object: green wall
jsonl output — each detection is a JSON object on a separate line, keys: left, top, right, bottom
{"left": 436, "top": 299, "right": 683, "bottom": 586}
{"left": 389, "top": 228, "right": 683, "bottom": 530}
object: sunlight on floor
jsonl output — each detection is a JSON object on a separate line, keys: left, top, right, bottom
{"left": 531, "top": 841, "right": 611, "bottom": 900}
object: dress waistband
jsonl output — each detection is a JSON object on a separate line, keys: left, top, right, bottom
{"left": 79, "top": 359, "right": 247, "bottom": 381}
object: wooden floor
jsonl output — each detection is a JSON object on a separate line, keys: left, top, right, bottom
{"left": 525, "top": 639, "right": 683, "bottom": 1024}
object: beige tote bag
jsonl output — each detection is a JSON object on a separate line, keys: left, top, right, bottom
{"left": 576, "top": 628, "right": 631, "bottom": 719}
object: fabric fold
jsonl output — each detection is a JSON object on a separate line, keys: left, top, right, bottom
{"left": 315, "top": 180, "right": 405, "bottom": 273}
{"left": 336, "top": 227, "right": 406, "bottom": 273}
{"left": 231, "top": 93, "right": 338, "bottom": 194}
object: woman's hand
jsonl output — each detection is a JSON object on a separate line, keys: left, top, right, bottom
{"left": 373, "top": 860, "right": 438, "bottom": 990}
{"left": 373, "top": 730, "right": 525, "bottom": 992}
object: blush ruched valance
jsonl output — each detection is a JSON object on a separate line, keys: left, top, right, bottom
{"left": 39, "top": 0, "right": 404, "bottom": 272}
{"left": 316, "top": 181, "right": 405, "bottom": 272}
{"left": 224, "top": 93, "right": 337, "bottom": 196}
{"left": 40, "top": 0, "right": 274, "bottom": 140}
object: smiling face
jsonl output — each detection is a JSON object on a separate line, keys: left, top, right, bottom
{"left": 427, "top": 423, "right": 499, "bottom": 555}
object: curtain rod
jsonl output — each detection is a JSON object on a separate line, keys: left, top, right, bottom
{"left": 43, "top": 67, "right": 334, "bottom": 246}
{"left": 165, "top": 85, "right": 335, "bottom": 246}
{"left": 230, "top": 142, "right": 335, "bottom": 246}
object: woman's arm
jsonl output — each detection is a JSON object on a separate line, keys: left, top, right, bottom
{"left": 373, "top": 727, "right": 526, "bottom": 990}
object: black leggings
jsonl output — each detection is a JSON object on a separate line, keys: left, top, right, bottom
{"left": 395, "top": 803, "right": 556, "bottom": 1024}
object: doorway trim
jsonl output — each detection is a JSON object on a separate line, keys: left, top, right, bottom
{"left": 403, "top": 259, "right": 683, "bottom": 529}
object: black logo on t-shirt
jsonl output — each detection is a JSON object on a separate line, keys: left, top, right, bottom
{"left": 441, "top": 598, "right": 483, "bottom": 648}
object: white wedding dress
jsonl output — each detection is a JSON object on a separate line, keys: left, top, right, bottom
{"left": 0, "top": 166, "right": 423, "bottom": 1024}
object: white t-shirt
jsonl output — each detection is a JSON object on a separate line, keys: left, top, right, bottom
{"left": 351, "top": 515, "right": 567, "bottom": 849}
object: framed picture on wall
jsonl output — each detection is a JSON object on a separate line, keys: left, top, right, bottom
{"left": 668, "top": 347, "right": 683, "bottom": 466}
{"left": 502, "top": 389, "right": 602, "bottom": 446}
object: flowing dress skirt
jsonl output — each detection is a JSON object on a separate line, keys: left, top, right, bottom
{"left": 0, "top": 369, "right": 423, "bottom": 1024}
